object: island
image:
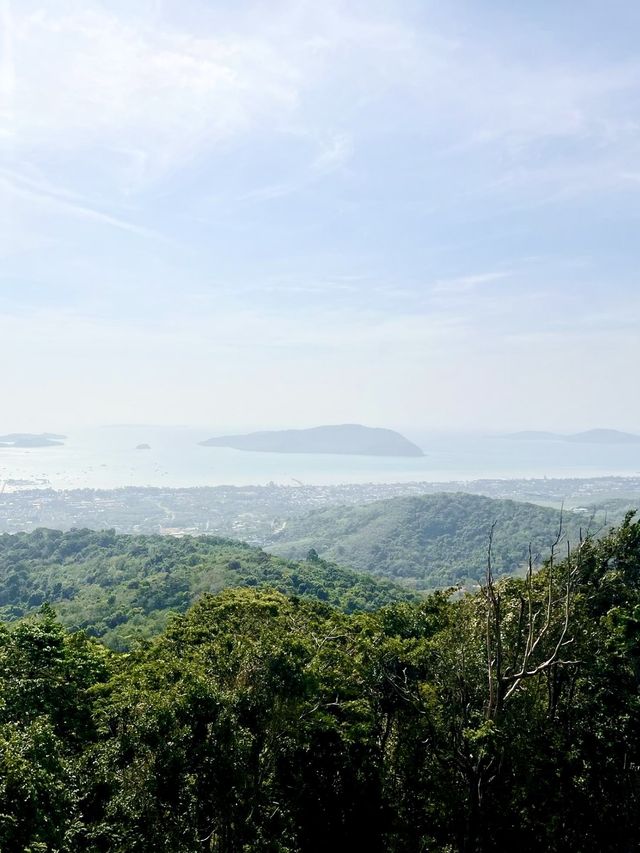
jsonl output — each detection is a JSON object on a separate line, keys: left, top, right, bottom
{"left": 135, "top": 443, "right": 152, "bottom": 450}
{"left": 565, "top": 429, "right": 640, "bottom": 444}
{"left": 505, "top": 428, "right": 640, "bottom": 444}
{"left": 0, "top": 433, "right": 67, "bottom": 448}
{"left": 199, "top": 424, "right": 424, "bottom": 457}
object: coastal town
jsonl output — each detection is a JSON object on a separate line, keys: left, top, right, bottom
{"left": 1, "top": 476, "right": 638, "bottom": 545}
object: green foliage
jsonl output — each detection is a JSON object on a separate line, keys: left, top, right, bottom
{"left": 0, "top": 528, "right": 416, "bottom": 648}
{"left": 269, "top": 492, "right": 586, "bottom": 588}
{"left": 0, "top": 608, "right": 111, "bottom": 851}
{"left": 0, "top": 515, "right": 639, "bottom": 850}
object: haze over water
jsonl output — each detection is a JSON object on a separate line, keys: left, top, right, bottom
{"left": 1, "top": 426, "right": 639, "bottom": 491}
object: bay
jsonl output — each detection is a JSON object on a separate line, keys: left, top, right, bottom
{"left": 1, "top": 426, "right": 640, "bottom": 490}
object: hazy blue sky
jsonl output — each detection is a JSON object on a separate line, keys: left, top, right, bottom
{"left": 1, "top": 0, "right": 640, "bottom": 432}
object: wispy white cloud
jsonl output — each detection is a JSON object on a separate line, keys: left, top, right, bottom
{"left": 2, "top": 1, "right": 640, "bottom": 429}
{"left": 0, "top": 168, "right": 159, "bottom": 238}
{"left": 4, "top": 1, "right": 640, "bottom": 200}
{"left": 5, "top": 4, "right": 301, "bottom": 187}
{"left": 431, "top": 272, "right": 511, "bottom": 294}
{"left": 312, "top": 131, "right": 354, "bottom": 175}
{"left": 235, "top": 129, "right": 354, "bottom": 204}
{"left": 0, "top": 0, "right": 15, "bottom": 134}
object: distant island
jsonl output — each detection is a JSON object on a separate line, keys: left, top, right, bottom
{"left": 135, "top": 443, "right": 151, "bottom": 450}
{"left": 199, "top": 424, "right": 424, "bottom": 457}
{"left": 0, "top": 432, "right": 67, "bottom": 448}
{"left": 505, "top": 429, "right": 640, "bottom": 445}
{"left": 565, "top": 429, "right": 640, "bottom": 444}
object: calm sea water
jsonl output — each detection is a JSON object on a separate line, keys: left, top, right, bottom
{"left": 1, "top": 427, "right": 640, "bottom": 490}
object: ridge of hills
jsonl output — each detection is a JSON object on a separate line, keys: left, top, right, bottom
{"left": 2, "top": 512, "right": 640, "bottom": 851}
{"left": 0, "top": 528, "right": 416, "bottom": 649}
{"left": 266, "top": 492, "right": 593, "bottom": 589}
{"left": 0, "top": 493, "right": 631, "bottom": 650}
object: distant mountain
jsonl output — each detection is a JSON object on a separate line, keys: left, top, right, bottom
{"left": 0, "top": 432, "right": 66, "bottom": 448}
{"left": 267, "top": 492, "right": 587, "bottom": 589}
{"left": 199, "top": 424, "right": 424, "bottom": 457}
{"left": 565, "top": 429, "right": 640, "bottom": 444}
{"left": 504, "top": 429, "right": 640, "bottom": 444}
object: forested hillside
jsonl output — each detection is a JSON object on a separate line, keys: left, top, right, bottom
{"left": 0, "top": 529, "right": 416, "bottom": 649}
{"left": 268, "top": 492, "right": 590, "bottom": 588}
{"left": 1, "top": 516, "right": 639, "bottom": 851}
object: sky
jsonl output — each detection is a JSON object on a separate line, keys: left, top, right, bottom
{"left": 1, "top": 0, "right": 640, "bottom": 433}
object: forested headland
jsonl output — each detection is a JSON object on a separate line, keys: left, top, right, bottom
{"left": 1, "top": 515, "right": 640, "bottom": 851}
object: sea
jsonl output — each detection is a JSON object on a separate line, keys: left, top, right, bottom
{"left": 1, "top": 426, "right": 640, "bottom": 491}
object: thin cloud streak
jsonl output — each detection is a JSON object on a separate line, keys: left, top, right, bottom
{"left": 0, "top": 169, "right": 161, "bottom": 238}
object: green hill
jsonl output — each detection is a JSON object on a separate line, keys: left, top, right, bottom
{"left": 0, "top": 528, "right": 416, "bottom": 649}
{"left": 267, "top": 492, "right": 589, "bottom": 589}
{"left": 2, "top": 517, "right": 640, "bottom": 851}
